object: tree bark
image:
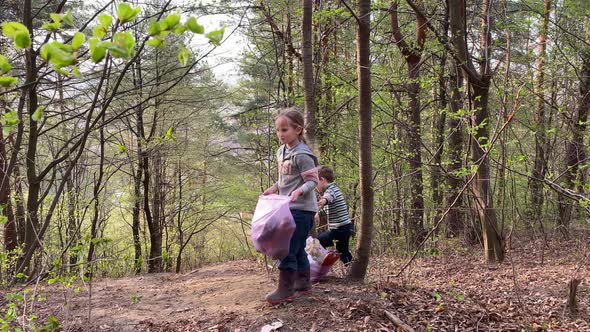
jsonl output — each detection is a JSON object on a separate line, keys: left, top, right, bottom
{"left": 0, "top": 104, "right": 16, "bottom": 252}
{"left": 558, "top": 45, "right": 590, "bottom": 239}
{"left": 445, "top": 62, "right": 465, "bottom": 236}
{"left": 349, "top": 0, "right": 374, "bottom": 281}
{"left": 529, "top": 0, "right": 551, "bottom": 222}
{"left": 302, "top": 0, "right": 318, "bottom": 153}
{"left": 390, "top": 0, "right": 427, "bottom": 250}
{"left": 18, "top": 0, "right": 41, "bottom": 276}
{"left": 448, "top": 0, "right": 504, "bottom": 262}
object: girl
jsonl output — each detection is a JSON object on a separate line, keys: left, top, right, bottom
{"left": 262, "top": 109, "right": 319, "bottom": 305}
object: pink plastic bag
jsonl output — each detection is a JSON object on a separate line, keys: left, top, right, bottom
{"left": 305, "top": 237, "right": 340, "bottom": 282}
{"left": 250, "top": 195, "right": 295, "bottom": 260}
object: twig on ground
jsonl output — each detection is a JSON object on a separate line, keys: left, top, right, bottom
{"left": 384, "top": 310, "right": 415, "bottom": 332}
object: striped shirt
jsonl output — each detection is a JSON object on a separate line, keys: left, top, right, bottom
{"left": 322, "top": 183, "right": 351, "bottom": 229}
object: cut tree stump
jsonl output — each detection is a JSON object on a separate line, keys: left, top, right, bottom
{"left": 566, "top": 278, "right": 582, "bottom": 315}
{"left": 384, "top": 310, "right": 415, "bottom": 332}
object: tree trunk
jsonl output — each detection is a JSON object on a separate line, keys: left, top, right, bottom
{"left": 447, "top": 0, "right": 504, "bottom": 262}
{"left": 389, "top": 0, "right": 427, "bottom": 250}
{"left": 445, "top": 63, "right": 465, "bottom": 236}
{"left": 432, "top": 55, "right": 447, "bottom": 229}
{"left": 302, "top": 0, "right": 318, "bottom": 153}
{"left": 529, "top": 0, "right": 551, "bottom": 222}
{"left": 349, "top": 0, "right": 373, "bottom": 281}
{"left": 17, "top": 0, "right": 41, "bottom": 276}
{"left": 471, "top": 85, "right": 505, "bottom": 262}
{"left": 175, "top": 161, "right": 184, "bottom": 273}
{"left": 558, "top": 47, "right": 590, "bottom": 238}
{"left": 0, "top": 104, "right": 16, "bottom": 252}
{"left": 86, "top": 126, "right": 106, "bottom": 278}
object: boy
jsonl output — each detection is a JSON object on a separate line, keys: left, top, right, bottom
{"left": 316, "top": 166, "right": 353, "bottom": 265}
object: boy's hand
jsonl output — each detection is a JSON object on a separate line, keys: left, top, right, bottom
{"left": 290, "top": 189, "right": 303, "bottom": 202}
{"left": 318, "top": 198, "right": 327, "bottom": 209}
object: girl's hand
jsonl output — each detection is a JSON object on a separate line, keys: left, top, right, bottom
{"left": 263, "top": 184, "right": 277, "bottom": 195}
{"left": 290, "top": 189, "right": 303, "bottom": 202}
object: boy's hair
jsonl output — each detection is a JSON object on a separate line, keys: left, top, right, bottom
{"left": 276, "top": 108, "right": 306, "bottom": 142}
{"left": 318, "top": 166, "right": 335, "bottom": 182}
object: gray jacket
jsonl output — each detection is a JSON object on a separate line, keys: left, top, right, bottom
{"left": 276, "top": 142, "right": 319, "bottom": 212}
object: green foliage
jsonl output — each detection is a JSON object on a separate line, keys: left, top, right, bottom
{"left": 32, "top": 106, "right": 44, "bottom": 122}
{"left": 0, "top": 290, "right": 60, "bottom": 332}
{"left": 71, "top": 32, "right": 85, "bottom": 50}
{"left": 1, "top": 111, "right": 19, "bottom": 137}
{"left": 1, "top": 22, "right": 31, "bottom": 49}
{"left": 117, "top": 3, "right": 141, "bottom": 24}
{"left": 111, "top": 32, "right": 136, "bottom": 59}
{"left": 186, "top": 17, "right": 204, "bottom": 34}
{"left": 178, "top": 47, "right": 191, "bottom": 66}
{"left": 0, "top": 76, "right": 17, "bottom": 88}
{"left": 0, "top": 55, "right": 11, "bottom": 74}
{"left": 130, "top": 294, "right": 142, "bottom": 304}
{"left": 206, "top": 26, "right": 226, "bottom": 46}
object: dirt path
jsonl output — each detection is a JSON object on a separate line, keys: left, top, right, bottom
{"left": 16, "top": 239, "right": 590, "bottom": 331}
{"left": 34, "top": 260, "right": 390, "bottom": 331}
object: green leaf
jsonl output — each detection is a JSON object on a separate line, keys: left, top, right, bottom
{"left": 206, "top": 26, "right": 225, "bottom": 46}
{"left": 117, "top": 3, "right": 141, "bottom": 24}
{"left": 71, "top": 32, "right": 85, "bottom": 50}
{"left": 178, "top": 47, "right": 191, "bottom": 66}
{"left": 90, "top": 44, "right": 106, "bottom": 63}
{"left": 98, "top": 14, "right": 113, "bottom": 28}
{"left": 62, "top": 11, "right": 74, "bottom": 26}
{"left": 0, "top": 55, "right": 11, "bottom": 74}
{"left": 53, "top": 65, "right": 70, "bottom": 76}
{"left": 93, "top": 26, "right": 107, "bottom": 39}
{"left": 163, "top": 13, "right": 180, "bottom": 30}
{"left": 40, "top": 42, "right": 76, "bottom": 66}
{"left": 0, "top": 76, "right": 17, "bottom": 88}
{"left": 146, "top": 37, "right": 164, "bottom": 48}
{"left": 111, "top": 31, "right": 135, "bottom": 59}
{"left": 148, "top": 20, "right": 161, "bottom": 36}
{"left": 14, "top": 31, "right": 32, "bottom": 49}
{"left": 165, "top": 127, "right": 175, "bottom": 141}
{"left": 174, "top": 25, "right": 186, "bottom": 35}
{"left": 0, "top": 215, "right": 7, "bottom": 225}
{"left": 185, "top": 17, "right": 204, "bottom": 34}
{"left": 72, "top": 66, "right": 80, "bottom": 77}
{"left": 42, "top": 22, "right": 62, "bottom": 33}
{"left": 117, "top": 144, "right": 127, "bottom": 153}
{"left": 32, "top": 106, "right": 44, "bottom": 122}
{"left": 433, "top": 292, "right": 442, "bottom": 301}
{"left": 50, "top": 13, "right": 62, "bottom": 23}
{"left": 2, "top": 22, "right": 28, "bottom": 39}
{"left": 107, "top": 46, "right": 128, "bottom": 59}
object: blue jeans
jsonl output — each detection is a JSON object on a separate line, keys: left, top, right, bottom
{"left": 278, "top": 210, "right": 315, "bottom": 272}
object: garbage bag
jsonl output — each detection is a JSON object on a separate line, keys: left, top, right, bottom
{"left": 251, "top": 195, "right": 295, "bottom": 260}
{"left": 305, "top": 236, "right": 340, "bottom": 282}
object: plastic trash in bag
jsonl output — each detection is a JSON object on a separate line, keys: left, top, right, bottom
{"left": 250, "top": 194, "right": 295, "bottom": 260}
{"left": 305, "top": 237, "right": 340, "bottom": 282}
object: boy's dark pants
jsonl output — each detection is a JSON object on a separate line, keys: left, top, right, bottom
{"left": 278, "top": 210, "right": 315, "bottom": 272}
{"left": 318, "top": 223, "right": 353, "bottom": 264}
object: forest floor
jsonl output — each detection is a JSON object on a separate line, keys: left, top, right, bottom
{"left": 11, "top": 235, "right": 590, "bottom": 332}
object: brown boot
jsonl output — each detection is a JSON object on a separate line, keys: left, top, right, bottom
{"left": 294, "top": 267, "right": 311, "bottom": 295}
{"left": 265, "top": 270, "right": 296, "bottom": 305}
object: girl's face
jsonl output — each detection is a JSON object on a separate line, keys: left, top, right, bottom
{"left": 275, "top": 116, "right": 302, "bottom": 147}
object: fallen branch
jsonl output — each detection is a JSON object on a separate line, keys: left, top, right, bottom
{"left": 384, "top": 310, "right": 415, "bottom": 332}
